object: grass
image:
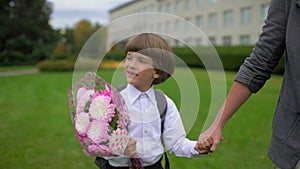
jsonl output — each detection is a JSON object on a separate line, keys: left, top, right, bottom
{"left": 0, "top": 69, "right": 282, "bottom": 169}
{"left": 0, "top": 65, "right": 36, "bottom": 72}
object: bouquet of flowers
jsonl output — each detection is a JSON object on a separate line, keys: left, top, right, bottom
{"left": 68, "top": 72, "right": 142, "bottom": 168}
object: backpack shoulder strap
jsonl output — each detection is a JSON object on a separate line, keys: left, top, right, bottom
{"left": 117, "top": 85, "right": 127, "bottom": 92}
{"left": 154, "top": 89, "right": 170, "bottom": 169}
{"left": 154, "top": 89, "right": 167, "bottom": 133}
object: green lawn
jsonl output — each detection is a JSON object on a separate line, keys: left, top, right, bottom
{"left": 0, "top": 65, "right": 36, "bottom": 72}
{"left": 0, "top": 69, "right": 282, "bottom": 169}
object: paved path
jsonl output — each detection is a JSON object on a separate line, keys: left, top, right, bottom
{"left": 0, "top": 68, "right": 39, "bottom": 77}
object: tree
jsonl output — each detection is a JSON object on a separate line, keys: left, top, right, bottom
{"left": 53, "top": 38, "right": 68, "bottom": 58}
{"left": 0, "top": 0, "right": 59, "bottom": 65}
{"left": 72, "top": 19, "right": 95, "bottom": 56}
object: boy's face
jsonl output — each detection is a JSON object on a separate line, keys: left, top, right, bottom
{"left": 124, "top": 51, "right": 160, "bottom": 91}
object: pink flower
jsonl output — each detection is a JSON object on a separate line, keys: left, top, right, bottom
{"left": 87, "top": 120, "right": 109, "bottom": 144}
{"left": 100, "top": 84, "right": 113, "bottom": 98}
{"left": 89, "top": 95, "right": 115, "bottom": 122}
{"left": 108, "top": 128, "right": 130, "bottom": 155}
{"left": 88, "top": 145, "right": 113, "bottom": 156}
{"left": 90, "top": 90, "right": 100, "bottom": 101}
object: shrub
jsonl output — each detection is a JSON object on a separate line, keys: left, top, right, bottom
{"left": 104, "top": 49, "right": 125, "bottom": 60}
{"left": 96, "top": 46, "right": 286, "bottom": 74}
{"left": 215, "top": 46, "right": 253, "bottom": 71}
{"left": 37, "top": 58, "right": 123, "bottom": 72}
{"left": 37, "top": 59, "right": 74, "bottom": 71}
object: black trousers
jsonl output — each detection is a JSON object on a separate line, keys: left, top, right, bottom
{"left": 95, "top": 157, "right": 164, "bottom": 169}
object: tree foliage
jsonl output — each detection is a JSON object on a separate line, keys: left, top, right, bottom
{"left": 53, "top": 19, "right": 102, "bottom": 59}
{"left": 0, "top": 0, "right": 59, "bottom": 65}
{"left": 72, "top": 19, "right": 95, "bottom": 55}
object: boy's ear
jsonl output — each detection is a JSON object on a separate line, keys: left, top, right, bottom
{"left": 153, "top": 72, "right": 160, "bottom": 79}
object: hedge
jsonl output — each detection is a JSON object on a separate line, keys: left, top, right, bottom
{"left": 37, "top": 59, "right": 75, "bottom": 71}
{"left": 37, "top": 59, "right": 123, "bottom": 71}
{"left": 37, "top": 46, "right": 285, "bottom": 74}
{"left": 105, "top": 46, "right": 285, "bottom": 74}
{"left": 106, "top": 46, "right": 253, "bottom": 70}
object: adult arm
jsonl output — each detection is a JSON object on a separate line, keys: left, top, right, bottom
{"left": 195, "top": 0, "right": 288, "bottom": 153}
{"left": 195, "top": 81, "right": 251, "bottom": 152}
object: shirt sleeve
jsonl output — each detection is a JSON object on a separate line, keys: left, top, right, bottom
{"left": 162, "top": 95, "right": 204, "bottom": 158}
{"left": 234, "top": 0, "right": 288, "bottom": 93}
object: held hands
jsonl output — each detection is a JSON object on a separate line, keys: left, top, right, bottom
{"left": 194, "top": 136, "right": 214, "bottom": 154}
{"left": 124, "top": 138, "right": 137, "bottom": 157}
{"left": 194, "top": 126, "right": 224, "bottom": 154}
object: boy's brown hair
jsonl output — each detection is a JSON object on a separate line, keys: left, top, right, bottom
{"left": 125, "top": 33, "right": 175, "bottom": 84}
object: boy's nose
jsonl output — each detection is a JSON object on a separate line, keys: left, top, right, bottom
{"left": 127, "top": 60, "right": 137, "bottom": 68}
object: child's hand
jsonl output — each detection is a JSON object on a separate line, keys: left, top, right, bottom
{"left": 194, "top": 135, "right": 214, "bottom": 154}
{"left": 124, "top": 138, "right": 137, "bottom": 157}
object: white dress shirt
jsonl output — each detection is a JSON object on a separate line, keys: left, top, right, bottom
{"left": 107, "top": 84, "right": 201, "bottom": 167}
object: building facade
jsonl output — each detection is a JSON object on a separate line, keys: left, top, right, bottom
{"left": 107, "top": 0, "right": 270, "bottom": 48}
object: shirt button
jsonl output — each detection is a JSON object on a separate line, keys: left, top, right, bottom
{"left": 144, "top": 130, "right": 148, "bottom": 134}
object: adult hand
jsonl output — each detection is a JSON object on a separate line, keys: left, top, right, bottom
{"left": 195, "top": 126, "right": 223, "bottom": 153}
{"left": 124, "top": 138, "right": 137, "bottom": 157}
{"left": 194, "top": 137, "right": 214, "bottom": 154}
{"left": 195, "top": 82, "right": 251, "bottom": 153}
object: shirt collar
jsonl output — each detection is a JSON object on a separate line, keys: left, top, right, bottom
{"left": 127, "top": 84, "right": 156, "bottom": 104}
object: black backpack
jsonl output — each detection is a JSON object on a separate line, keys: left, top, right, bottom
{"left": 95, "top": 86, "right": 169, "bottom": 169}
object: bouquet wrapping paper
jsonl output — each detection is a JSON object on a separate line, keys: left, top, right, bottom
{"left": 68, "top": 72, "right": 130, "bottom": 156}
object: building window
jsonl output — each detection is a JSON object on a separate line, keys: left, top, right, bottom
{"left": 149, "top": 4, "right": 155, "bottom": 12}
{"left": 195, "top": 38, "right": 202, "bottom": 46}
{"left": 195, "top": 15, "right": 203, "bottom": 28}
{"left": 222, "top": 36, "right": 232, "bottom": 46}
{"left": 157, "top": 22, "right": 162, "bottom": 32}
{"left": 166, "top": 2, "right": 172, "bottom": 13}
{"left": 209, "top": 36, "right": 216, "bottom": 45}
{"left": 174, "top": 19, "right": 181, "bottom": 32}
{"left": 165, "top": 21, "right": 170, "bottom": 31}
{"left": 143, "top": 6, "right": 148, "bottom": 12}
{"left": 241, "top": 7, "right": 252, "bottom": 24}
{"left": 185, "top": 38, "right": 192, "bottom": 44}
{"left": 261, "top": 4, "right": 269, "bottom": 20}
{"left": 149, "top": 24, "right": 154, "bottom": 32}
{"left": 240, "top": 35, "right": 251, "bottom": 45}
{"left": 208, "top": 13, "right": 217, "bottom": 28}
{"left": 175, "top": 0, "right": 182, "bottom": 12}
{"left": 175, "top": 39, "right": 180, "bottom": 46}
{"left": 223, "top": 10, "right": 233, "bottom": 27}
{"left": 210, "top": 0, "right": 218, "bottom": 4}
{"left": 158, "top": 3, "right": 163, "bottom": 12}
{"left": 185, "top": 0, "right": 192, "bottom": 9}
{"left": 197, "top": 0, "right": 204, "bottom": 6}
{"left": 184, "top": 17, "right": 192, "bottom": 30}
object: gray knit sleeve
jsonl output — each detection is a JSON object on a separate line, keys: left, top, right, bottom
{"left": 234, "top": 0, "right": 288, "bottom": 93}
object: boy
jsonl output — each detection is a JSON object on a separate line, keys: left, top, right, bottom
{"left": 97, "top": 33, "right": 212, "bottom": 169}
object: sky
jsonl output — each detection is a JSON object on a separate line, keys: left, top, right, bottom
{"left": 48, "top": 0, "right": 132, "bottom": 29}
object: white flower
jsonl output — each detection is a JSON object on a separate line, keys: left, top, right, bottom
{"left": 87, "top": 120, "right": 108, "bottom": 144}
{"left": 75, "top": 112, "right": 90, "bottom": 135}
{"left": 89, "top": 95, "right": 115, "bottom": 121}
{"left": 108, "top": 128, "right": 130, "bottom": 155}
{"left": 76, "top": 88, "right": 94, "bottom": 114}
